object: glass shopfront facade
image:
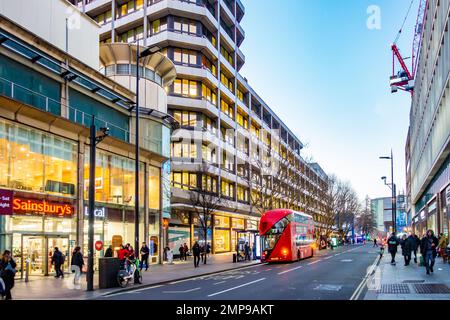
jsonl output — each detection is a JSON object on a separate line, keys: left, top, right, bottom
{"left": 0, "top": 118, "right": 165, "bottom": 273}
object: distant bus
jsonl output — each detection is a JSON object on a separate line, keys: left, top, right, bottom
{"left": 260, "top": 209, "right": 315, "bottom": 263}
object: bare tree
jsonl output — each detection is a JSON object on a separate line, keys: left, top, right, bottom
{"left": 188, "top": 163, "right": 224, "bottom": 264}
{"left": 355, "top": 196, "right": 377, "bottom": 237}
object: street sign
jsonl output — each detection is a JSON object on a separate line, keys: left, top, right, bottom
{"left": 95, "top": 240, "right": 103, "bottom": 251}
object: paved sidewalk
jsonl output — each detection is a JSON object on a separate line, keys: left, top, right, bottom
{"left": 364, "top": 251, "right": 450, "bottom": 300}
{"left": 11, "top": 252, "right": 261, "bottom": 300}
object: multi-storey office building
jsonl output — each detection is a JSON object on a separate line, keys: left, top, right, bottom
{"left": 407, "top": 0, "right": 450, "bottom": 237}
{"left": 0, "top": 0, "right": 176, "bottom": 276}
{"left": 73, "top": 0, "right": 329, "bottom": 254}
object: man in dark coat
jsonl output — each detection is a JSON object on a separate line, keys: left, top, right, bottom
{"left": 51, "top": 247, "right": 64, "bottom": 278}
{"left": 402, "top": 234, "right": 415, "bottom": 266}
{"left": 0, "top": 250, "right": 17, "bottom": 300}
{"left": 192, "top": 242, "right": 200, "bottom": 268}
{"left": 140, "top": 242, "right": 150, "bottom": 271}
{"left": 387, "top": 232, "right": 400, "bottom": 265}
{"left": 420, "top": 229, "right": 439, "bottom": 275}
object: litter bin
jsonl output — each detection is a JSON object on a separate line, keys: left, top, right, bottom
{"left": 233, "top": 253, "right": 237, "bottom": 263}
{"left": 98, "top": 257, "right": 121, "bottom": 289}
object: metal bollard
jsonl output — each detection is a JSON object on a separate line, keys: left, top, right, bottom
{"left": 25, "top": 259, "right": 30, "bottom": 283}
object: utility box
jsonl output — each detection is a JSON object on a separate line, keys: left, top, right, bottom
{"left": 98, "top": 258, "right": 121, "bottom": 289}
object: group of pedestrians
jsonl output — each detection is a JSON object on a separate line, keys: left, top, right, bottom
{"left": 192, "top": 242, "right": 211, "bottom": 268}
{"left": 178, "top": 243, "right": 189, "bottom": 261}
{"left": 383, "top": 229, "right": 449, "bottom": 275}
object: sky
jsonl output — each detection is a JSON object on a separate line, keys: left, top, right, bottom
{"left": 239, "top": 0, "right": 418, "bottom": 201}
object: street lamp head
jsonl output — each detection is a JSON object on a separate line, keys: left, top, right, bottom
{"left": 99, "top": 127, "right": 110, "bottom": 137}
{"left": 379, "top": 156, "right": 391, "bottom": 160}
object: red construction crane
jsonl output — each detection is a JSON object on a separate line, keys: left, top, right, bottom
{"left": 390, "top": 0, "right": 428, "bottom": 95}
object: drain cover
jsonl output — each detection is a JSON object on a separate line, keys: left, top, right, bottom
{"left": 402, "top": 280, "right": 425, "bottom": 284}
{"left": 413, "top": 284, "right": 450, "bottom": 294}
{"left": 313, "top": 284, "right": 342, "bottom": 291}
{"left": 377, "top": 284, "right": 410, "bottom": 294}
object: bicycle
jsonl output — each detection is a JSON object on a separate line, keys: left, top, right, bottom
{"left": 117, "top": 257, "right": 143, "bottom": 288}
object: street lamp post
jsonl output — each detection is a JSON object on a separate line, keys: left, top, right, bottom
{"left": 380, "top": 150, "right": 397, "bottom": 234}
{"left": 134, "top": 43, "right": 160, "bottom": 263}
{"left": 87, "top": 116, "right": 109, "bottom": 291}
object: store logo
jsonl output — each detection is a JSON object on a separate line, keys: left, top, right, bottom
{"left": 0, "top": 189, "right": 13, "bottom": 215}
{"left": 12, "top": 198, "right": 73, "bottom": 216}
{"left": 84, "top": 207, "right": 105, "bottom": 219}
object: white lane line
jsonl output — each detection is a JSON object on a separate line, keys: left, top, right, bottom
{"left": 307, "top": 260, "right": 321, "bottom": 265}
{"left": 105, "top": 285, "right": 164, "bottom": 297}
{"left": 265, "top": 269, "right": 273, "bottom": 272}
{"left": 170, "top": 279, "right": 193, "bottom": 285}
{"left": 207, "top": 278, "right": 266, "bottom": 297}
{"left": 334, "top": 254, "right": 341, "bottom": 256}
{"left": 277, "top": 266, "right": 303, "bottom": 275}
{"left": 163, "top": 287, "right": 201, "bottom": 294}
{"left": 324, "top": 256, "right": 333, "bottom": 260}
{"left": 349, "top": 254, "right": 380, "bottom": 301}
{"left": 213, "top": 281, "right": 226, "bottom": 285}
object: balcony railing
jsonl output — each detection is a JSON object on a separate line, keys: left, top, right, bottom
{"left": 0, "top": 77, "right": 164, "bottom": 155}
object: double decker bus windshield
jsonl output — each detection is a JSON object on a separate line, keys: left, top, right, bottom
{"left": 261, "top": 215, "right": 291, "bottom": 251}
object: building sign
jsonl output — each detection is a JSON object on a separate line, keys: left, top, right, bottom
{"left": 84, "top": 206, "right": 105, "bottom": 219}
{"left": 13, "top": 198, "right": 74, "bottom": 217}
{"left": 420, "top": 210, "right": 426, "bottom": 221}
{"left": 0, "top": 189, "right": 13, "bottom": 215}
{"left": 95, "top": 241, "right": 103, "bottom": 251}
{"left": 446, "top": 186, "right": 450, "bottom": 205}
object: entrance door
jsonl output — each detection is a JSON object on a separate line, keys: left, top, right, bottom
{"left": 22, "top": 235, "right": 45, "bottom": 277}
{"left": 46, "top": 237, "right": 69, "bottom": 276}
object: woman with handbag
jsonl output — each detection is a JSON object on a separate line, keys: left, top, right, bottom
{"left": 0, "top": 250, "right": 17, "bottom": 300}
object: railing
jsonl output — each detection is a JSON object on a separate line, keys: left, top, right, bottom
{"left": 0, "top": 77, "right": 164, "bottom": 155}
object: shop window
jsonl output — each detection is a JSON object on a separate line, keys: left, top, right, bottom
{"left": 0, "top": 119, "right": 77, "bottom": 197}
{"left": 148, "top": 166, "right": 160, "bottom": 210}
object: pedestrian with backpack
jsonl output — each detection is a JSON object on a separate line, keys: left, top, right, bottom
{"left": 51, "top": 247, "right": 64, "bottom": 278}
{"left": 0, "top": 250, "right": 17, "bottom": 300}
{"left": 387, "top": 232, "right": 400, "bottom": 265}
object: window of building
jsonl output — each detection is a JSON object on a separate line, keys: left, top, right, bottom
{"left": 150, "top": 18, "right": 167, "bottom": 35}
{"left": 221, "top": 127, "right": 234, "bottom": 145}
{"left": 173, "top": 48, "right": 198, "bottom": 66}
{"left": 171, "top": 142, "right": 197, "bottom": 159}
{"left": 172, "top": 79, "right": 199, "bottom": 97}
{"left": 148, "top": 165, "right": 160, "bottom": 210}
{"left": 221, "top": 180, "right": 235, "bottom": 199}
{"left": 0, "top": 119, "right": 77, "bottom": 197}
{"left": 202, "top": 84, "right": 217, "bottom": 105}
{"left": 222, "top": 152, "right": 234, "bottom": 172}
{"left": 237, "top": 89, "right": 245, "bottom": 103}
{"left": 250, "top": 123, "right": 260, "bottom": 139}
{"left": 172, "top": 172, "right": 197, "bottom": 190}
{"left": 221, "top": 100, "right": 234, "bottom": 119}
{"left": 203, "top": 116, "right": 217, "bottom": 134}
{"left": 201, "top": 175, "right": 217, "bottom": 193}
{"left": 117, "top": 25, "right": 144, "bottom": 43}
{"left": 236, "top": 111, "right": 248, "bottom": 129}
{"left": 202, "top": 144, "right": 217, "bottom": 164}
{"left": 237, "top": 186, "right": 249, "bottom": 203}
{"left": 174, "top": 18, "right": 198, "bottom": 35}
{"left": 220, "top": 46, "right": 234, "bottom": 66}
{"left": 172, "top": 110, "right": 197, "bottom": 127}
{"left": 236, "top": 134, "right": 249, "bottom": 154}
{"left": 220, "top": 73, "right": 234, "bottom": 92}
{"left": 202, "top": 55, "right": 216, "bottom": 76}
{"left": 96, "top": 10, "right": 112, "bottom": 25}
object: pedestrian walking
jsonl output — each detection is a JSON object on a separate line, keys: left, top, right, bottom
{"left": 200, "top": 244, "right": 207, "bottom": 264}
{"left": 402, "top": 234, "right": 414, "bottom": 266}
{"left": 252, "top": 243, "right": 257, "bottom": 260}
{"left": 183, "top": 243, "right": 189, "bottom": 261}
{"left": 438, "top": 233, "right": 448, "bottom": 259}
{"left": 0, "top": 250, "right": 17, "bottom": 300}
{"left": 420, "top": 229, "right": 439, "bottom": 275}
{"left": 51, "top": 247, "right": 64, "bottom": 278}
{"left": 206, "top": 243, "right": 211, "bottom": 259}
{"left": 140, "top": 242, "right": 150, "bottom": 271}
{"left": 373, "top": 238, "right": 377, "bottom": 247}
{"left": 70, "top": 246, "right": 84, "bottom": 285}
{"left": 192, "top": 242, "right": 200, "bottom": 268}
{"left": 244, "top": 242, "right": 251, "bottom": 261}
{"left": 387, "top": 232, "right": 400, "bottom": 265}
{"left": 179, "top": 245, "right": 184, "bottom": 261}
{"left": 412, "top": 233, "right": 420, "bottom": 263}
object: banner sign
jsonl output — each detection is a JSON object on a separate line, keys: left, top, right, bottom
{"left": 13, "top": 197, "right": 74, "bottom": 217}
{"left": 0, "top": 189, "right": 13, "bottom": 215}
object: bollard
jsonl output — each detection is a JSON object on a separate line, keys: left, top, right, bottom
{"left": 25, "top": 259, "right": 30, "bottom": 283}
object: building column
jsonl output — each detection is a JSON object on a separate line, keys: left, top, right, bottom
{"left": 144, "top": 162, "right": 149, "bottom": 248}
{"left": 77, "top": 140, "right": 86, "bottom": 248}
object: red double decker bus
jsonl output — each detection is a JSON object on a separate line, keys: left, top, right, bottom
{"left": 260, "top": 209, "right": 315, "bottom": 263}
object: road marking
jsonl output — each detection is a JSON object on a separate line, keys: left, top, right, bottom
{"left": 163, "top": 287, "right": 201, "bottom": 294}
{"left": 104, "top": 285, "right": 164, "bottom": 297}
{"left": 334, "top": 254, "right": 341, "bottom": 256}
{"left": 277, "top": 266, "right": 303, "bottom": 275}
{"left": 213, "top": 281, "right": 226, "bottom": 285}
{"left": 341, "top": 259, "right": 353, "bottom": 262}
{"left": 207, "top": 278, "right": 266, "bottom": 297}
{"left": 265, "top": 268, "right": 273, "bottom": 272}
{"left": 307, "top": 260, "right": 321, "bottom": 265}
{"left": 170, "top": 279, "right": 192, "bottom": 285}
{"left": 349, "top": 254, "right": 380, "bottom": 301}
{"left": 324, "top": 256, "right": 333, "bottom": 260}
